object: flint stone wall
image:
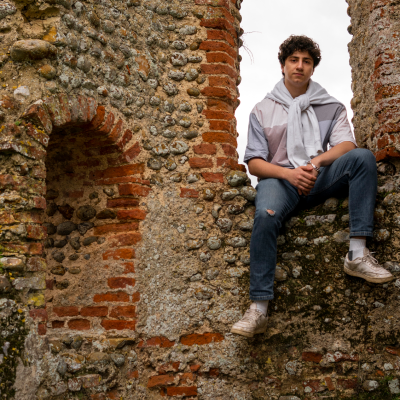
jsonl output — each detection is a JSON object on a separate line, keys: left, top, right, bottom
{"left": 0, "top": 0, "right": 398, "bottom": 399}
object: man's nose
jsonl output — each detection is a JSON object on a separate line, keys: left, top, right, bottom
{"left": 296, "top": 61, "right": 304, "bottom": 70}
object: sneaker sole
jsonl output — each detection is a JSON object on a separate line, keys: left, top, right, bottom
{"left": 230, "top": 327, "right": 267, "bottom": 338}
{"left": 344, "top": 266, "right": 394, "bottom": 283}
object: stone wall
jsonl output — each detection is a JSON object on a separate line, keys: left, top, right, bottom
{"left": 0, "top": 0, "right": 400, "bottom": 398}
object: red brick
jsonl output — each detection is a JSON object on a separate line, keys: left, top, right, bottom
{"left": 190, "top": 364, "right": 201, "bottom": 372}
{"left": 217, "top": 157, "right": 246, "bottom": 171}
{"left": 109, "top": 232, "right": 142, "bottom": 247}
{"left": 203, "top": 132, "right": 237, "bottom": 147}
{"left": 29, "top": 309, "right": 48, "bottom": 321}
{"left": 207, "top": 99, "right": 233, "bottom": 112}
{"left": 22, "top": 103, "right": 53, "bottom": 134}
{"left": 87, "top": 106, "right": 106, "bottom": 130}
{"left": 221, "top": 143, "right": 236, "bottom": 156}
{"left": 337, "top": 378, "right": 357, "bottom": 389}
{"left": 38, "top": 323, "right": 46, "bottom": 335}
{"left": 302, "top": 352, "right": 323, "bottom": 363}
{"left": 180, "top": 333, "right": 224, "bottom": 346}
{"left": 203, "top": 110, "right": 235, "bottom": 121}
{"left": 90, "top": 394, "right": 106, "bottom": 400}
{"left": 101, "top": 320, "right": 136, "bottom": 330}
{"left": 52, "top": 321, "right": 64, "bottom": 329}
{"left": 46, "top": 279, "right": 54, "bottom": 290}
{"left": 199, "top": 40, "right": 237, "bottom": 58}
{"left": 166, "top": 387, "right": 197, "bottom": 397}
{"left": 110, "top": 306, "right": 136, "bottom": 318}
{"left": 138, "top": 336, "right": 176, "bottom": 348}
{"left": 116, "top": 142, "right": 141, "bottom": 164}
{"left": 189, "top": 157, "right": 213, "bottom": 168}
{"left": 94, "top": 222, "right": 139, "bottom": 235}
{"left": 108, "top": 277, "right": 135, "bottom": 289}
{"left": 25, "top": 123, "right": 50, "bottom": 148}
{"left": 97, "top": 176, "right": 150, "bottom": 186}
{"left": 194, "top": 143, "right": 217, "bottom": 155}
{"left": 147, "top": 375, "right": 174, "bottom": 388}
{"left": 123, "top": 262, "right": 135, "bottom": 273}
{"left": 94, "top": 291, "right": 130, "bottom": 303}
{"left": 53, "top": 306, "right": 79, "bottom": 317}
{"left": 180, "top": 372, "right": 196, "bottom": 384}
{"left": 201, "top": 17, "right": 237, "bottom": 38}
{"left": 201, "top": 86, "right": 233, "bottom": 100}
{"left": 207, "top": 29, "right": 236, "bottom": 47}
{"left": 80, "top": 307, "right": 108, "bottom": 317}
{"left": 209, "top": 120, "right": 232, "bottom": 132}
{"left": 325, "top": 377, "right": 335, "bottom": 391}
{"left": 102, "top": 248, "right": 135, "bottom": 260}
{"left": 68, "top": 319, "right": 90, "bottom": 330}
{"left": 33, "top": 196, "right": 47, "bottom": 209}
{"left": 26, "top": 257, "right": 46, "bottom": 272}
{"left": 202, "top": 172, "right": 224, "bottom": 183}
{"left": 91, "top": 164, "right": 145, "bottom": 180}
{"left": 132, "top": 292, "right": 140, "bottom": 302}
{"left": 107, "top": 198, "right": 140, "bottom": 208}
{"left": 195, "top": 0, "right": 229, "bottom": 6}
{"left": 209, "top": 368, "right": 219, "bottom": 377}
{"left": 118, "top": 184, "right": 151, "bottom": 197}
{"left": 201, "top": 63, "right": 237, "bottom": 79}
{"left": 180, "top": 188, "right": 199, "bottom": 198}
{"left": 108, "top": 118, "right": 124, "bottom": 143}
{"left": 117, "top": 209, "right": 147, "bottom": 220}
{"left": 44, "top": 96, "right": 70, "bottom": 128}
{"left": 386, "top": 347, "right": 400, "bottom": 356}
{"left": 106, "top": 389, "right": 119, "bottom": 400}
{"left": 96, "top": 112, "right": 115, "bottom": 136}
{"left": 117, "top": 129, "right": 133, "bottom": 150}
{"left": 158, "top": 362, "right": 180, "bottom": 374}
{"left": 127, "top": 370, "right": 139, "bottom": 379}
{"left": 303, "top": 380, "right": 324, "bottom": 393}
{"left": 206, "top": 52, "right": 235, "bottom": 66}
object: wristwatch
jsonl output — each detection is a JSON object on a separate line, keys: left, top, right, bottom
{"left": 307, "top": 160, "right": 320, "bottom": 175}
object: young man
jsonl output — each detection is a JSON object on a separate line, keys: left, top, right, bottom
{"left": 231, "top": 35, "right": 393, "bottom": 338}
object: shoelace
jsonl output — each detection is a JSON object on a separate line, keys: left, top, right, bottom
{"left": 242, "top": 309, "right": 263, "bottom": 323}
{"left": 362, "top": 252, "right": 380, "bottom": 268}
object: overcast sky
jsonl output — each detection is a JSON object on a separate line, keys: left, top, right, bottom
{"left": 236, "top": 0, "right": 353, "bottom": 186}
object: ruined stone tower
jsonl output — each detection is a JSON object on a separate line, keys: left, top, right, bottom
{"left": 0, "top": 0, "right": 400, "bottom": 398}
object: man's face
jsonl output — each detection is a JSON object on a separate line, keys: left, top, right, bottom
{"left": 281, "top": 50, "right": 314, "bottom": 88}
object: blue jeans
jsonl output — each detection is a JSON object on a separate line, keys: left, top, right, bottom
{"left": 249, "top": 148, "right": 377, "bottom": 301}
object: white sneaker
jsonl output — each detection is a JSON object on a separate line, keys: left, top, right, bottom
{"left": 231, "top": 306, "right": 268, "bottom": 338}
{"left": 344, "top": 248, "right": 394, "bottom": 284}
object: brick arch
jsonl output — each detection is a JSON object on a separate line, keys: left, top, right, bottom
{"left": 1, "top": 94, "right": 146, "bottom": 336}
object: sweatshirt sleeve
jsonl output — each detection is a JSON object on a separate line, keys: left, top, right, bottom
{"left": 243, "top": 112, "right": 269, "bottom": 164}
{"left": 329, "top": 108, "right": 358, "bottom": 148}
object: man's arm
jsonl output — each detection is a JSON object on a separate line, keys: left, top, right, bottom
{"left": 248, "top": 158, "right": 317, "bottom": 193}
{"left": 311, "top": 141, "right": 356, "bottom": 168}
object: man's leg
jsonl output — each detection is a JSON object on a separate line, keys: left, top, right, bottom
{"left": 304, "top": 148, "right": 393, "bottom": 283}
{"left": 231, "top": 178, "right": 300, "bottom": 337}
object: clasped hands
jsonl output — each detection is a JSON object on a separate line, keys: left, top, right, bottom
{"left": 286, "top": 164, "right": 318, "bottom": 196}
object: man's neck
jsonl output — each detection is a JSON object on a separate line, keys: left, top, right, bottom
{"left": 284, "top": 79, "right": 309, "bottom": 98}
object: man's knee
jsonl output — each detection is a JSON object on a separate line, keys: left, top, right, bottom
{"left": 348, "top": 148, "right": 376, "bottom": 168}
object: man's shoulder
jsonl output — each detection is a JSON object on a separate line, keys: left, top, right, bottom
{"left": 251, "top": 98, "right": 287, "bottom": 127}
{"left": 252, "top": 97, "right": 280, "bottom": 113}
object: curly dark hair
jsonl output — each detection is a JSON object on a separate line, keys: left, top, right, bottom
{"left": 278, "top": 35, "right": 321, "bottom": 70}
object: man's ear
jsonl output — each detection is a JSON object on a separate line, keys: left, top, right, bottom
{"left": 280, "top": 63, "right": 285, "bottom": 76}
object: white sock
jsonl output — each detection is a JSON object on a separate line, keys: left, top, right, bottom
{"left": 349, "top": 238, "right": 366, "bottom": 260}
{"left": 250, "top": 301, "right": 269, "bottom": 316}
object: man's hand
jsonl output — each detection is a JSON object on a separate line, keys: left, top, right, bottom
{"left": 286, "top": 165, "right": 317, "bottom": 196}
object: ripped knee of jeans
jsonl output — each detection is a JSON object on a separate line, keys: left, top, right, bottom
{"left": 266, "top": 209, "right": 276, "bottom": 216}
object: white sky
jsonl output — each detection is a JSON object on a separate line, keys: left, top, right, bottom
{"left": 236, "top": 0, "right": 353, "bottom": 186}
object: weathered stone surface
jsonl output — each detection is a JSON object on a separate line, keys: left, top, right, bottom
{"left": 227, "top": 170, "right": 247, "bottom": 187}
{"left": 76, "top": 205, "right": 96, "bottom": 221}
{"left": 11, "top": 40, "right": 57, "bottom": 61}
{"left": 57, "top": 221, "right": 76, "bottom": 235}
